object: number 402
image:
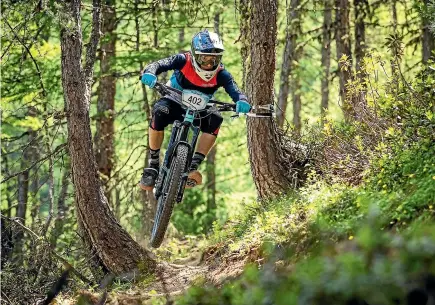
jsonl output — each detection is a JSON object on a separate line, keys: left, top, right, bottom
{"left": 188, "top": 96, "right": 202, "bottom": 105}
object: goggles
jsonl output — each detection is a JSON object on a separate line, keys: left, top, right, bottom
{"left": 195, "top": 52, "right": 223, "bottom": 66}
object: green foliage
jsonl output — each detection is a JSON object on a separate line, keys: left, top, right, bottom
{"left": 178, "top": 222, "right": 435, "bottom": 305}
{"left": 181, "top": 77, "right": 435, "bottom": 301}
{"left": 172, "top": 187, "right": 217, "bottom": 234}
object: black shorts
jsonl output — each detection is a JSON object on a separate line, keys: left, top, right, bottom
{"left": 149, "top": 98, "right": 223, "bottom": 136}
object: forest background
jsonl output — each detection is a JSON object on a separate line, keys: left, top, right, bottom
{"left": 1, "top": 0, "right": 435, "bottom": 303}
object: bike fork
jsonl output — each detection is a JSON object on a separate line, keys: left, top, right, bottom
{"left": 155, "top": 122, "right": 181, "bottom": 198}
{"left": 175, "top": 124, "right": 200, "bottom": 203}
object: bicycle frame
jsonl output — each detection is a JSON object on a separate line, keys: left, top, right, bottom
{"left": 154, "top": 107, "right": 201, "bottom": 202}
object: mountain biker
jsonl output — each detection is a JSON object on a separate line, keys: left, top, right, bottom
{"left": 139, "top": 29, "right": 251, "bottom": 190}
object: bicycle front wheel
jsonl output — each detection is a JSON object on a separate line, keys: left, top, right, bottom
{"left": 150, "top": 144, "right": 188, "bottom": 248}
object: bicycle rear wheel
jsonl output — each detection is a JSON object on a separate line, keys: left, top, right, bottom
{"left": 150, "top": 144, "right": 188, "bottom": 248}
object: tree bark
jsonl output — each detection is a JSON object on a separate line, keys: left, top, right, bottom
{"left": 15, "top": 124, "right": 35, "bottom": 257}
{"left": 353, "top": 0, "right": 368, "bottom": 109}
{"left": 14, "top": 156, "right": 29, "bottom": 258}
{"left": 95, "top": 0, "right": 117, "bottom": 206}
{"left": 2, "top": 154, "right": 13, "bottom": 219}
{"left": 42, "top": 141, "right": 54, "bottom": 237}
{"left": 179, "top": 27, "right": 185, "bottom": 49}
{"left": 16, "top": 161, "right": 29, "bottom": 224}
{"left": 206, "top": 144, "right": 217, "bottom": 212}
{"left": 50, "top": 166, "right": 70, "bottom": 248}
{"left": 391, "top": 0, "right": 399, "bottom": 75}
{"left": 422, "top": 0, "right": 435, "bottom": 63}
{"left": 354, "top": 0, "right": 367, "bottom": 76}
{"left": 277, "top": 0, "right": 301, "bottom": 128}
{"left": 205, "top": 13, "right": 221, "bottom": 216}
{"left": 60, "top": 0, "right": 155, "bottom": 275}
{"left": 242, "top": 0, "right": 304, "bottom": 199}
{"left": 135, "top": 0, "right": 157, "bottom": 237}
{"left": 26, "top": 107, "right": 40, "bottom": 229}
{"left": 335, "top": 0, "right": 354, "bottom": 120}
{"left": 292, "top": 80, "right": 302, "bottom": 133}
{"left": 214, "top": 13, "right": 220, "bottom": 36}
{"left": 321, "top": 0, "right": 332, "bottom": 119}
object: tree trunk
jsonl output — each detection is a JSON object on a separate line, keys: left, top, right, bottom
{"left": 50, "top": 166, "right": 70, "bottom": 248}
{"left": 205, "top": 13, "right": 221, "bottom": 216}
{"left": 214, "top": 13, "right": 220, "bottom": 36}
{"left": 335, "top": 0, "right": 353, "bottom": 120}
{"left": 242, "top": 0, "right": 304, "bottom": 199}
{"left": 26, "top": 107, "right": 40, "bottom": 229}
{"left": 14, "top": 157, "right": 29, "bottom": 258}
{"left": 95, "top": 0, "right": 117, "bottom": 207}
{"left": 240, "top": 0, "right": 250, "bottom": 90}
{"left": 179, "top": 28, "right": 185, "bottom": 49}
{"left": 16, "top": 161, "right": 29, "bottom": 224}
{"left": 277, "top": 0, "right": 301, "bottom": 128}
{"left": 292, "top": 80, "right": 302, "bottom": 133}
{"left": 206, "top": 144, "right": 217, "bottom": 212}
{"left": 60, "top": 0, "right": 155, "bottom": 275}
{"left": 135, "top": 0, "right": 157, "bottom": 237}
{"left": 391, "top": 0, "right": 399, "bottom": 75}
{"left": 15, "top": 127, "right": 34, "bottom": 258}
{"left": 2, "top": 154, "right": 13, "bottom": 219}
{"left": 291, "top": 0, "right": 303, "bottom": 134}
{"left": 42, "top": 141, "right": 55, "bottom": 236}
{"left": 354, "top": 0, "right": 367, "bottom": 76}
{"left": 321, "top": 0, "right": 332, "bottom": 119}
{"left": 422, "top": 0, "right": 435, "bottom": 63}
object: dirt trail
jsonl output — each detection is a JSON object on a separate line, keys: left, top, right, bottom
{"left": 69, "top": 244, "right": 261, "bottom": 305}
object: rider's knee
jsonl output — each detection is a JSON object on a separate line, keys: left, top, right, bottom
{"left": 150, "top": 99, "right": 172, "bottom": 131}
{"left": 153, "top": 103, "right": 170, "bottom": 117}
{"left": 201, "top": 114, "right": 223, "bottom": 136}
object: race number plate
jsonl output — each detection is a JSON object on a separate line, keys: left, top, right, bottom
{"left": 181, "top": 90, "right": 209, "bottom": 110}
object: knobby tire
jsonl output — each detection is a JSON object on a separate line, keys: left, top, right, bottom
{"left": 150, "top": 145, "right": 188, "bottom": 248}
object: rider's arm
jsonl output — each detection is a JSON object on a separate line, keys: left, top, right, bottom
{"left": 142, "top": 53, "right": 187, "bottom": 75}
{"left": 217, "top": 70, "right": 249, "bottom": 104}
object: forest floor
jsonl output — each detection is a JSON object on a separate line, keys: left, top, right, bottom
{"left": 58, "top": 237, "right": 260, "bottom": 305}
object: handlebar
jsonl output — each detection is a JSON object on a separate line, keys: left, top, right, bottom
{"left": 152, "top": 81, "right": 237, "bottom": 112}
{"left": 139, "top": 77, "right": 275, "bottom": 117}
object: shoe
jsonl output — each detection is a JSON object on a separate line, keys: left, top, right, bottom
{"left": 138, "top": 167, "right": 159, "bottom": 191}
{"left": 185, "top": 170, "right": 202, "bottom": 189}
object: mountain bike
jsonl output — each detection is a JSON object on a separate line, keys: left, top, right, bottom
{"left": 148, "top": 82, "right": 274, "bottom": 248}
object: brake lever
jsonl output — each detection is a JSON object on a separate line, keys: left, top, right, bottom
{"left": 231, "top": 112, "right": 276, "bottom": 119}
{"left": 247, "top": 112, "right": 276, "bottom": 118}
{"left": 252, "top": 105, "right": 274, "bottom": 111}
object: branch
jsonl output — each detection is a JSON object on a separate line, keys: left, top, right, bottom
{"left": 4, "top": 19, "right": 46, "bottom": 97}
{"left": 1, "top": 215, "right": 93, "bottom": 285}
{"left": 1, "top": 143, "right": 67, "bottom": 183}
{"left": 84, "top": 0, "right": 103, "bottom": 86}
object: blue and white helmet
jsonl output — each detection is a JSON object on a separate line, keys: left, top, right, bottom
{"left": 191, "top": 30, "right": 225, "bottom": 81}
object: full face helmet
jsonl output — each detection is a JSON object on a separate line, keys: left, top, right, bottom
{"left": 191, "top": 30, "right": 225, "bottom": 81}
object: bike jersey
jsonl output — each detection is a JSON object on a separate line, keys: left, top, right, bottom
{"left": 143, "top": 52, "right": 248, "bottom": 103}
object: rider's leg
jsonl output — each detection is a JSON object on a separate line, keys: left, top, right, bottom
{"left": 149, "top": 128, "right": 164, "bottom": 150}
{"left": 187, "top": 112, "right": 223, "bottom": 187}
{"left": 139, "top": 99, "right": 182, "bottom": 190}
{"left": 147, "top": 128, "right": 164, "bottom": 170}
{"left": 190, "top": 133, "right": 216, "bottom": 170}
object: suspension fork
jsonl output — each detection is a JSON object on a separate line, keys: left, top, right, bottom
{"left": 175, "top": 123, "right": 200, "bottom": 202}
{"left": 155, "top": 121, "right": 181, "bottom": 198}
{"left": 155, "top": 108, "right": 200, "bottom": 201}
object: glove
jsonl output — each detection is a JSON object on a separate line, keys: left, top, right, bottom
{"left": 141, "top": 73, "right": 157, "bottom": 88}
{"left": 235, "top": 100, "right": 251, "bottom": 113}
